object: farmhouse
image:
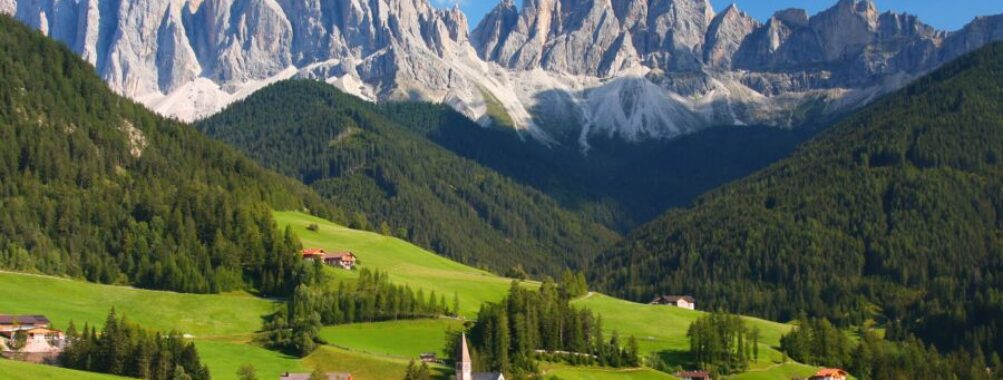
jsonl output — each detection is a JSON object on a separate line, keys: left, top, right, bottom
{"left": 457, "top": 333, "right": 505, "bottom": 380}
{"left": 301, "top": 249, "right": 357, "bottom": 270}
{"left": 324, "top": 252, "right": 357, "bottom": 269}
{"left": 278, "top": 372, "right": 353, "bottom": 380}
{"left": 420, "top": 352, "right": 439, "bottom": 363}
{"left": 0, "top": 314, "right": 66, "bottom": 363}
{"left": 675, "top": 370, "right": 711, "bottom": 380}
{"left": 650, "top": 295, "right": 696, "bottom": 310}
{"left": 810, "top": 368, "right": 849, "bottom": 380}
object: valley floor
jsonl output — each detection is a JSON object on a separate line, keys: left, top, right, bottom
{"left": 0, "top": 211, "right": 823, "bottom": 379}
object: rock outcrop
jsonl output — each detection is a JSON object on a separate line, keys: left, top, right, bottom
{"left": 3, "top": 0, "right": 1003, "bottom": 147}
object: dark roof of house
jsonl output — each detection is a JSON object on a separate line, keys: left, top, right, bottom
{"left": 652, "top": 295, "right": 696, "bottom": 303}
{"left": 0, "top": 315, "right": 50, "bottom": 325}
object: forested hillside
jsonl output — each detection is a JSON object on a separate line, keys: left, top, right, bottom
{"left": 593, "top": 42, "right": 1003, "bottom": 357}
{"left": 378, "top": 102, "right": 809, "bottom": 228}
{"left": 0, "top": 15, "right": 340, "bottom": 295}
{"left": 198, "top": 81, "right": 619, "bottom": 274}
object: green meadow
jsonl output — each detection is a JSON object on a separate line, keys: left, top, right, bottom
{"left": 0, "top": 358, "right": 130, "bottom": 379}
{"left": 319, "top": 319, "right": 464, "bottom": 359}
{"left": 541, "top": 363, "right": 679, "bottom": 379}
{"left": 0, "top": 211, "right": 818, "bottom": 379}
{"left": 274, "top": 211, "right": 529, "bottom": 317}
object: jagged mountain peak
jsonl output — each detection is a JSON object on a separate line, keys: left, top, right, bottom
{"left": 4, "top": 0, "right": 1003, "bottom": 148}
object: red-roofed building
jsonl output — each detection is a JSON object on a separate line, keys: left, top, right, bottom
{"left": 0, "top": 315, "right": 65, "bottom": 364}
{"left": 810, "top": 368, "right": 848, "bottom": 380}
{"left": 301, "top": 249, "right": 356, "bottom": 270}
{"left": 323, "top": 252, "right": 357, "bottom": 270}
{"left": 301, "top": 248, "right": 327, "bottom": 261}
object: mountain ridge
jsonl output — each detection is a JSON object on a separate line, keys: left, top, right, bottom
{"left": 4, "top": 0, "right": 1003, "bottom": 147}
{"left": 591, "top": 40, "right": 1003, "bottom": 356}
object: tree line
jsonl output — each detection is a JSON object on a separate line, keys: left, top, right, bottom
{"left": 61, "top": 309, "right": 210, "bottom": 380}
{"left": 262, "top": 267, "right": 454, "bottom": 357}
{"left": 463, "top": 280, "right": 640, "bottom": 378}
{"left": 686, "top": 312, "right": 760, "bottom": 376}
{"left": 782, "top": 317, "right": 1003, "bottom": 380}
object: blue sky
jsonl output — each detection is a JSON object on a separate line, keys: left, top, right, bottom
{"left": 432, "top": 0, "right": 1003, "bottom": 32}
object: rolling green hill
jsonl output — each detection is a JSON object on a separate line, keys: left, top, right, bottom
{"left": 0, "top": 14, "right": 340, "bottom": 295}
{"left": 198, "top": 81, "right": 619, "bottom": 275}
{"left": 592, "top": 41, "right": 1003, "bottom": 357}
{"left": 0, "top": 210, "right": 811, "bottom": 380}
{"left": 0, "top": 358, "right": 131, "bottom": 380}
{"left": 274, "top": 211, "right": 525, "bottom": 317}
{"left": 274, "top": 211, "right": 808, "bottom": 374}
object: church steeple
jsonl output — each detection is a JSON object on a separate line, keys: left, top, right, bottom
{"left": 457, "top": 333, "right": 472, "bottom": 380}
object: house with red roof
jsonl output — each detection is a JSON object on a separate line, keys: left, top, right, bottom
{"left": 810, "top": 368, "right": 849, "bottom": 380}
{"left": 301, "top": 249, "right": 357, "bottom": 270}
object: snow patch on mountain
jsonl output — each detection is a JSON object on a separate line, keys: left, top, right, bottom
{"left": 4, "top": 0, "right": 1003, "bottom": 148}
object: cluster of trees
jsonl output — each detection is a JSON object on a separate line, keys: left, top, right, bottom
{"left": 403, "top": 360, "right": 433, "bottom": 380}
{"left": 593, "top": 42, "right": 1003, "bottom": 361}
{"left": 782, "top": 317, "right": 1003, "bottom": 380}
{"left": 0, "top": 15, "right": 340, "bottom": 295}
{"left": 263, "top": 268, "right": 454, "bottom": 356}
{"left": 780, "top": 317, "right": 853, "bottom": 367}
{"left": 686, "top": 312, "right": 760, "bottom": 375}
{"left": 197, "top": 80, "right": 620, "bottom": 277}
{"left": 466, "top": 280, "right": 640, "bottom": 378}
{"left": 61, "top": 309, "right": 210, "bottom": 380}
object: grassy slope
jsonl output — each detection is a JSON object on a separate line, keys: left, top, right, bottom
{"left": 278, "top": 211, "right": 812, "bottom": 375}
{"left": 318, "top": 319, "right": 463, "bottom": 359}
{"left": 0, "top": 272, "right": 303, "bottom": 380}
{"left": 0, "top": 358, "right": 131, "bottom": 380}
{"left": 275, "top": 211, "right": 529, "bottom": 317}
{"left": 541, "top": 363, "right": 679, "bottom": 380}
{"left": 0, "top": 211, "right": 814, "bottom": 379}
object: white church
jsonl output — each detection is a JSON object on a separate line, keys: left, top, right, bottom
{"left": 456, "top": 333, "right": 505, "bottom": 380}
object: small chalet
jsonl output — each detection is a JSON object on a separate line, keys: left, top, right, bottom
{"left": 650, "top": 295, "right": 696, "bottom": 310}
{"left": 809, "top": 368, "right": 848, "bottom": 380}
{"left": 301, "top": 249, "right": 357, "bottom": 270}
{"left": 278, "top": 372, "right": 352, "bottom": 380}
{"left": 323, "top": 252, "right": 357, "bottom": 270}
{"left": 301, "top": 248, "right": 327, "bottom": 261}
{"left": 0, "top": 314, "right": 66, "bottom": 363}
{"left": 676, "top": 370, "right": 711, "bottom": 380}
{"left": 419, "top": 352, "right": 439, "bottom": 363}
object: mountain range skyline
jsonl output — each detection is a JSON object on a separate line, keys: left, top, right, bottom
{"left": 437, "top": 0, "right": 1003, "bottom": 31}
{"left": 5, "top": 0, "right": 1003, "bottom": 147}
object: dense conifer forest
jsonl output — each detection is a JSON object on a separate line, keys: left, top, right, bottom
{"left": 463, "top": 280, "right": 640, "bottom": 377}
{"left": 0, "top": 15, "right": 340, "bottom": 295}
{"left": 593, "top": 42, "right": 1003, "bottom": 359}
{"left": 61, "top": 309, "right": 211, "bottom": 380}
{"left": 197, "top": 81, "right": 620, "bottom": 274}
{"left": 262, "top": 267, "right": 453, "bottom": 357}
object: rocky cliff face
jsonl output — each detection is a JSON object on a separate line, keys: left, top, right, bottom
{"left": 4, "top": 0, "right": 1003, "bottom": 147}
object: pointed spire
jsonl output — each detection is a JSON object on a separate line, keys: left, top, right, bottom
{"left": 460, "top": 332, "right": 471, "bottom": 364}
